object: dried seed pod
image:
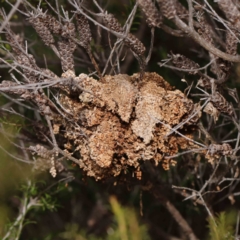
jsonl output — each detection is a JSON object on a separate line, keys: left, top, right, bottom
{"left": 76, "top": 14, "right": 92, "bottom": 49}
{"left": 0, "top": 81, "right": 52, "bottom": 115}
{"left": 28, "top": 14, "right": 55, "bottom": 46}
{"left": 44, "top": 14, "right": 62, "bottom": 34}
{"left": 196, "top": 13, "right": 213, "bottom": 45}
{"left": 218, "top": 0, "right": 240, "bottom": 28}
{"left": 211, "top": 91, "right": 234, "bottom": 116}
{"left": 30, "top": 144, "right": 52, "bottom": 159}
{"left": 124, "top": 33, "right": 146, "bottom": 56}
{"left": 5, "top": 31, "right": 24, "bottom": 56}
{"left": 226, "top": 30, "right": 238, "bottom": 56}
{"left": 58, "top": 39, "right": 76, "bottom": 72}
{"left": 207, "top": 143, "right": 233, "bottom": 156}
{"left": 75, "top": 14, "right": 101, "bottom": 77}
{"left": 30, "top": 144, "right": 64, "bottom": 174}
{"left": 171, "top": 54, "right": 200, "bottom": 74}
{"left": 103, "top": 13, "right": 146, "bottom": 57}
{"left": 137, "top": 0, "right": 162, "bottom": 28}
{"left": 16, "top": 52, "right": 40, "bottom": 81}
{"left": 157, "top": 0, "right": 176, "bottom": 19}
{"left": 61, "top": 21, "right": 76, "bottom": 38}
{"left": 0, "top": 80, "right": 29, "bottom": 95}
{"left": 40, "top": 68, "right": 58, "bottom": 80}
{"left": 204, "top": 102, "right": 220, "bottom": 123}
{"left": 103, "top": 13, "right": 124, "bottom": 33}
{"left": 2, "top": 12, "right": 25, "bottom": 55}
{"left": 175, "top": 1, "right": 188, "bottom": 19}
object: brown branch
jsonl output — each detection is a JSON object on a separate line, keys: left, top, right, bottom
{"left": 164, "top": 200, "right": 199, "bottom": 240}
{"left": 173, "top": 16, "right": 240, "bottom": 62}
{"left": 217, "top": 0, "right": 240, "bottom": 29}
{"left": 142, "top": 183, "right": 199, "bottom": 240}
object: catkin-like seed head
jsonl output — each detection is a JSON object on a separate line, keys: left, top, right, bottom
{"left": 103, "top": 13, "right": 145, "bottom": 57}
{"left": 103, "top": 13, "right": 124, "bottom": 33}
{"left": 28, "top": 15, "right": 55, "bottom": 46}
{"left": 62, "top": 21, "right": 76, "bottom": 38}
{"left": 44, "top": 15, "right": 62, "bottom": 34}
{"left": 137, "top": 0, "right": 162, "bottom": 28}
{"left": 211, "top": 92, "right": 234, "bottom": 116}
{"left": 157, "top": 0, "right": 176, "bottom": 19}
{"left": 76, "top": 14, "right": 92, "bottom": 49}
{"left": 226, "top": 31, "right": 238, "bottom": 56}
{"left": 171, "top": 54, "right": 199, "bottom": 74}
{"left": 58, "top": 39, "right": 75, "bottom": 72}
{"left": 124, "top": 33, "right": 146, "bottom": 56}
{"left": 217, "top": 0, "right": 240, "bottom": 28}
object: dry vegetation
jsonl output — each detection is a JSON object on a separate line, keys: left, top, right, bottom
{"left": 1, "top": 0, "right": 240, "bottom": 239}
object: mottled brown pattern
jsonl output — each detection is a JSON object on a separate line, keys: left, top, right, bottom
{"left": 52, "top": 71, "right": 200, "bottom": 180}
{"left": 137, "top": 0, "right": 163, "bottom": 28}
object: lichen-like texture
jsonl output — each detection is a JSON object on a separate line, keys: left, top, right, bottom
{"left": 54, "top": 72, "right": 200, "bottom": 180}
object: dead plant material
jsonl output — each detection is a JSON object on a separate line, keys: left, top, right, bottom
{"left": 211, "top": 91, "right": 235, "bottom": 117}
{"left": 157, "top": 0, "right": 176, "bottom": 20}
{"left": 137, "top": 0, "right": 163, "bottom": 28}
{"left": 52, "top": 71, "right": 200, "bottom": 180}
{"left": 75, "top": 14, "right": 92, "bottom": 49}
{"left": 206, "top": 143, "right": 233, "bottom": 164}
{"left": 103, "top": 13, "right": 146, "bottom": 57}
{"left": 171, "top": 53, "right": 200, "bottom": 75}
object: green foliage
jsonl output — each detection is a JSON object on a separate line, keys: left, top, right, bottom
{"left": 39, "top": 193, "right": 59, "bottom": 212}
{"left": 1, "top": 180, "right": 60, "bottom": 240}
{"left": 0, "top": 114, "right": 23, "bottom": 135}
{"left": 60, "top": 224, "right": 101, "bottom": 240}
{"left": 60, "top": 196, "right": 150, "bottom": 240}
{"left": 109, "top": 196, "right": 150, "bottom": 240}
{"left": 207, "top": 211, "right": 237, "bottom": 240}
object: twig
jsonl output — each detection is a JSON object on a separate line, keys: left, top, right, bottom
{"left": 235, "top": 211, "right": 240, "bottom": 239}
{"left": 0, "top": 0, "right": 22, "bottom": 33}
{"left": 166, "top": 99, "right": 210, "bottom": 137}
{"left": 142, "top": 184, "right": 199, "bottom": 240}
{"left": 158, "top": 58, "right": 215, "bottom": 73}
{"left": 187, "top": 0, "right": 194, "bottom": 29}
{"left": 146, "top": 27, "right": 155, "bottom": 64}
{"left": 2, "top": 181, "right": 40, "bottom": 240}
{"left": 173, "top": 16, "right": 240, "bottom": 62}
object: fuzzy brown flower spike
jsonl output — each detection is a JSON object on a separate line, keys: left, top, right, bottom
{"left": 103, "top": 13, "right": 124, "bottom": 34}
{"left": 103, "top": 13, "right": 146, "bottom": 57}
{"left": 103, "top": 13, "right": 146, "bottom": 77}
{"left": 171, "top": 54, "right": 200, "bottom": 74}
{"left": 76, "top": 14, "right": 92, "bottom": 49}
{"left": 157, "top": 0, "right": 176, "bottom": 20}
{"left": 28, "top": 11, "right": 55, "bottom": 47}
{"left": 58, "top": 20, "right": 77, "bottom": 72}
{"left": 217, "top": 0, "right": 240, "bottom": 29}
{"left": 137, "top": 0, "right": 162, "bottom": 28}
{"left": 211, "top": 92, "right": 235, "bottom": 117}
{"left": 58, "top": 39, "right": 76, "bottom": 72}
{"left": 44, "top": 14, "right": 62, "bottom": 34}
{"left": 75, "top": 13, "right": 102, "bottom": 78}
